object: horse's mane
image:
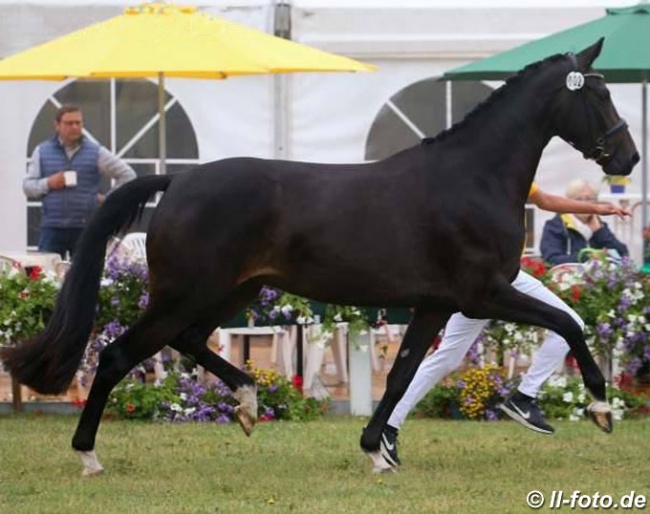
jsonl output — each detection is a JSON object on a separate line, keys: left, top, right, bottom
{"left": 422, "top": 53, "right": 567, "bottom": 146}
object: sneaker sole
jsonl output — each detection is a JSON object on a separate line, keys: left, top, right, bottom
{"left": 499, "top": 404, "right": 554, "bottom": 435}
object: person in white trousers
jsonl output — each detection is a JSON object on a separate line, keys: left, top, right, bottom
{"left": 379, "top": 183, "right": 630, "bottom": 468}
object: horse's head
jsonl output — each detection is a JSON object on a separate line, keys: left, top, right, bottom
{"left": 551, "top": 38, "right": 639, "bottom": 176}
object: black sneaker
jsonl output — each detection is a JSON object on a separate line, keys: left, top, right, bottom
{"left": 380, "top": 425, "right": 401, "bottom": 467}
{"left": 499, "top": 391, "right": 555, "bottom": 435}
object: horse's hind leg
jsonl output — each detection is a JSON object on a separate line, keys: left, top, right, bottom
{"left": 71, "top": 303, "right": 193, "bottom": 476}
{"left": 169, "top": 284, "right": 264, "bottom": 436}
{"left": 171, "top": 331, "right": 258, "bottom": 435}
{"left": 361, "top": 308, "right": 451, "bottom": 473}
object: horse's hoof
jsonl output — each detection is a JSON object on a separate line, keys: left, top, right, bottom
{"left": 234, "top": 405, "right": 256, "bottom": 436}
{"left": 586, "top": 401, "right": 613, "bottom": 433}
{"left": 82, "top": 467, "right": 105, "bottom": 478}
{"left": 365, "top": 450, "right": 397, "bottom": 474}
{"left": 76, "top": 450, "right": 105, "bottom": 477}
{"left": 233, "top": 385, "right": 258, "bottom": 437}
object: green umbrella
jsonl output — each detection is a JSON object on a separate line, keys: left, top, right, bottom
{"left": 444, "top": 3, "right": 650, "bottom": 230}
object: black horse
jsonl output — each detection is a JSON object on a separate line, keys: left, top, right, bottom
{"left": 2, "top": 39, "right": 638, "bottom": 475}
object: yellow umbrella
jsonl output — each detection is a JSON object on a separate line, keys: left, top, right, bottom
{"left": 0, "top": 2, "right": 375, "bottom": 169}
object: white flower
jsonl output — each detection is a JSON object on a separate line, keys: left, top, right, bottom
{"left": 184, "top": 407, "right": 196, "bottom": 415}
{"left": 611, "top": 397, "right": 626, "bottom": 409}
{"left": 170, "top": 403, "right": 183, "bottom": 413}
{"left": 612, "top": 409, "right": 624, "bottom": 421}
{"left": 548, "top": 375, "right": 567, "bottom": 388}
{"left": 563, "top": 392, "right": 574, "bottom": 403}
{"left": 179, "top": 393, "right": 187, "bottom": 401}
{"left": 281, "top": 305, "right": 293, "bottom": 316}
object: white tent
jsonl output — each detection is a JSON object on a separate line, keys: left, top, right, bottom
{"left": 0, "top": 0, "right": 644, "bottom": 259}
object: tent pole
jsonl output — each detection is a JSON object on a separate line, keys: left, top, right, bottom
{"left": 158, "top": 72, "right": 166, "bottom": 175}
{"left": 273, "top": 0, "right": 291, "bottom": 160}
{"left": 642, "top": 79, "right": 648, "bottom": 260}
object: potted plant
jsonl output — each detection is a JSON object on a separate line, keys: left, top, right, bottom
{"left": 603, "top": 175, "right": 631, "bottom": 194}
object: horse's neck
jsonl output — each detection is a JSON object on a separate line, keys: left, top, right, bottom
{"left": 447, "top": 70, "right": 559, "bottom": 197}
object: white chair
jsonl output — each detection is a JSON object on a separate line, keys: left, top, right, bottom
{"left": 549, "top": 263, "right": 585, "bottom": 284}
{"left": 55, "top": 260, "right": 72, "bottom": 281}
{"left": 120, "top": 232, "right": 147, "bottom": 261}
{"left": 0, "top": 255, "right": 24, "bottom": 276}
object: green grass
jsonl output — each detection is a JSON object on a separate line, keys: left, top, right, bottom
{"left": 1, "top": 415, "right": 649, "bottom": 513}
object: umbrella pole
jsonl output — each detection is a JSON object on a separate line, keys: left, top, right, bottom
{"left": 158, "top": 72, "right": 166, "bottom": 175}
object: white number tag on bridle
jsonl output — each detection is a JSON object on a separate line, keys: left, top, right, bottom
{"left": 566, "top": 71, "right": 585, "bottom": 91}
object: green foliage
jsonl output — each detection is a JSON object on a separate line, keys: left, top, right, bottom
{"left": 322, "top": 304, "right": 371, "bottom": 346}
{"left": 414, "top": 382, "right": 463, "bottom": 419}
{"left": 0, "top": 267, "right": 58, "bottom": 346}
{"left": 106, "top": 374, "right": 179, "bottom": 420}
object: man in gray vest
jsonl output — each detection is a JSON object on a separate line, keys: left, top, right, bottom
{"left": 23, "top": 105, "right": 136, "bottom": 259}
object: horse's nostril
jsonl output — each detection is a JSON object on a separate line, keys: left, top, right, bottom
{"left": 632, "top": 152, "right": 640, "bottom": 165}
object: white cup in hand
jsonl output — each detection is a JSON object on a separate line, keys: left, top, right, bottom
{"left": 63, "top": 170, "right": 77, "bottom": 187}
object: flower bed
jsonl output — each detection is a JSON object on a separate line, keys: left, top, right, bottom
{"left": 105, "top": 362, "right": 327, "bottom": 422}
{"left": 4, "top": 253, "right": 650, "bottom": 422}
{"left": 414, "top": 369, "right": 649, "bottom": 422}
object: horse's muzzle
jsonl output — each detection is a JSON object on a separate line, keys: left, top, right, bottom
{"left": 603, "top": 150, "right": 639, "bottom": 177}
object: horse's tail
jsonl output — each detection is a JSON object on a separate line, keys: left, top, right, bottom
{"left": 0, "top": 174, "right": 173, "bottom": 394}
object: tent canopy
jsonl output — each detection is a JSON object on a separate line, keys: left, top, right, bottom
{"left": 444, "top": 4, "right": 650, "bottom": 82}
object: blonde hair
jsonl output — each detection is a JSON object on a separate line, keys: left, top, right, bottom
{"left": 565, "top": 179, "right": 597, "bottom": 200}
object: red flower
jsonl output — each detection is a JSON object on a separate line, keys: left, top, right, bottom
{"left": 615, "top": 372, "right": 634, "bottom": 391}
{"left": 28, "top": 266, "right": 43, "bottom": 280}
{"left": 292, "top": 374, "right": 303, "bottom": 392}
{"left": 520, "top": 257, "right": 547, "bottom": 278}
{"left": 571, "top": 284, "right": 582, "bottom": 302}
{"left": 126, "top": 403, "right": 136, "bottom": 413}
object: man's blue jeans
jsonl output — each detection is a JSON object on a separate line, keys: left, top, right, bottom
{"left": 38, "top": 227, "right": 84, "bottom": 259}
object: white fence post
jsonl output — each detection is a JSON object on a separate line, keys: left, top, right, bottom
{"left": 349, "top": 330, "right": 374, "bottom": 416}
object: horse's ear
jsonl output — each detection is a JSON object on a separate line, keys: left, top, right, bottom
{"left": 576, "top": 38, "right": 604, "bottom": 69}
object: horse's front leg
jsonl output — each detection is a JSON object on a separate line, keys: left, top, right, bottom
{"left": 471, "top": 275, "right": 611, "bottom": 433}
{"left": 361, "top": 308, "right": 451, "bottom": 472}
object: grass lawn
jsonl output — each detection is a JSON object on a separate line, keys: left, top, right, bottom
{"left": 1, "top": 415, "right": 649, "bottom": 513}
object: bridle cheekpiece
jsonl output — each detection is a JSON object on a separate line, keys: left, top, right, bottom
{"left": 564, "top": 53, "right": 627, "bottom": 163}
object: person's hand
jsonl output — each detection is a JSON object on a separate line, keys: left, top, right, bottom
{"left": 596, "top": 202, "right": 631, "bottom": 219}
{"left": 47, "top": 171, "right": 66, "bottom": 190}
{"left": 96, "top": 193, "right": 106, "bottom": 205}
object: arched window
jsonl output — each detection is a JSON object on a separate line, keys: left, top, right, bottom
{"left": 365, "top": 78, "right": 493, "bottom": 161}
{"left": 26, "top": 79, "right": 199, "bottom": 248}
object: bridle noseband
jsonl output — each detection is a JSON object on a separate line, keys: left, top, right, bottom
{"left": 565, "top": 53, "right": 628, "bottom": 163}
